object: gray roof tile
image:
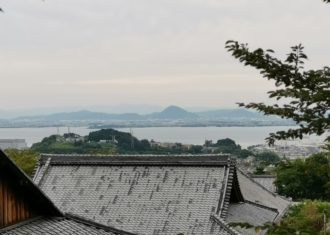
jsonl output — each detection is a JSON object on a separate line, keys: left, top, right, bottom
{"left": 32, "top": 154, "right": 290, "bottom": 234}
{"left": 226, "top": 202, "right": 278, "bottom": 235}
{"left": 237, "top": 170, "right": 290, "bottom": 218}
{"left": 38, "top": 164, "right": 228, "bottom": 234}
{"left": 251, "top": 176, "right": 276, "bottom": 193}
{"left": 230, "top": 204, "right": 277, "bottom": 225}
{"left": 0, "top": 216, "right": 128, "bottom": 235}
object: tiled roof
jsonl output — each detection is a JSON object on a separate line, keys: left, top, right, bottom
{"left": 237, "top": 170, "right": 291, "bottom": 219}
{"left": 226, "top": 202, "right": 278, "bottom": 235}
{"left": 250, "top": 175, "right": 277, "bottom": 193}
{"left": 34, "top": 154, "right": 242, "bottom": 234}
{"left": 0, "top": 215, "right": 133, "bottom": 235}
{"left": 33, "top": 154, "right": 291, "bottom": 234}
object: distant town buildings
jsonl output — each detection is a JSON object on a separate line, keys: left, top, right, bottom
{"left": 249, "top": 143, "right": 322, "bottom": 159}
{"left": 0, "top": 139, "right": 27, "bottom": 150}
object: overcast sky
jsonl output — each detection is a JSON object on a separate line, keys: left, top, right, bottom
{"left": 0, "top": 0, "right": 329, "bottom": 112}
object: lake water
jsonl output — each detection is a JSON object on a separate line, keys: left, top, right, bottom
{"left": 0, "top": 126, "right": 325, "bottom": 148}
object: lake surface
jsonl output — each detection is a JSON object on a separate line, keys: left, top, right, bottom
{"left": 0, "top": 126, "right": 325, "bottom": 148}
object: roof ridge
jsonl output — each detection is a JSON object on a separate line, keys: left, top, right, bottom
{"left": 37, "top": 154, "right": 232, "bottom": 167}
{"left": 31, "top": 156, "right": 41, "bottom": 180}
{"left": 33, "top": 157, "right": 52, "bottom": 186}
{"left": 250, "top": 174, "right": 275, "bottom": 178}
{"left": 216, "top": 160, "right": 230, "bottom": 217}
{"left": 244, "top": 200, "right": 279, "bottom": 213}
{"left": 219, "top": 158, "right": 236, "bottom": 218}
{"left": 65, "top": 213, "right": 136, "bottom": 235}
{"left": 40, "top": 153, "right": 231, "bottom": 157}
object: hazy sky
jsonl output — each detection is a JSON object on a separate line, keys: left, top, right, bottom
{"left": 0, "top": 0, "right": 329, "bottom": 112}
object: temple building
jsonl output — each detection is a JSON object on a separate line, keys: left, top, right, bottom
{"left": 33, "top": 154, "right": 290, "bottom": 234}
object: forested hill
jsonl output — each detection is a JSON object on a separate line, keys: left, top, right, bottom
{"left": 31, "top": 129, "right": 151, "bottom": 154}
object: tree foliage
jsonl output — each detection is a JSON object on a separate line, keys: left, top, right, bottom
{"left": 255, "top": 151, "right": 281, "bottom": 164}
{"left": 226, "top": 41, "right": 330, "bottom": 145}
{"left": 31, "top": 134, "right": 116, "bottom": 154}
{"left": 215, "top": 138, "right": 240, "bottom": 152}
{"left": 88, "top": 129, "right": 151, "bottom": 152}
{"left": 4, "top": 149, "right": 38, "bottom": 177}
{"left": 268, "top": 200, "right": 330, "bottom": 235}
{"left": 274, "top": 152, "right": 330, "bottom": 200}
{"left": 210, "top": 138, "right": 253, "bottom": 158}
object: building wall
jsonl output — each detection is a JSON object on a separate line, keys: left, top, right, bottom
{"left": 0, "top": 178, "right": 34, "bottom": 228}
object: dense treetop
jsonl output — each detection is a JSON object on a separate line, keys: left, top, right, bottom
{"left": 274, "top": 152, "right": 330, "bottom": 200}
{"left": 226, "top": 42, "right": 330, "bottom": 145}
{"left": 267, "top": 200, "right": 330, "bottom": 234}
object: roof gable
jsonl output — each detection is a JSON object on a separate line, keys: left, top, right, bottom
{"left": 0, "top": 150, "right": 62, "bottom": 228}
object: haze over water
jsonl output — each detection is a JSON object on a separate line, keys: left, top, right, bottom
{"left": 0, "top": 126, "right": 324, "bottom": 148}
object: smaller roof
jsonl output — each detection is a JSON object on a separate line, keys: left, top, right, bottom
{"left": 0, "top": 149, "right": 62, "bottom": 217}
{"left": 237, "top": 170, "right": 291, "bottom": 218}
{"left": 0, "top": 214, "right": 135, "bottom": 235}
{"left": 227, "top": 201, "right": 279, "bottom": 235}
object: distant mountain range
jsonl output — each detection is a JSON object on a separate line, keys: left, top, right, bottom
{"left": 13, "top": 105, "right": 280, "bottom": 122}
{"left": 0, "top": 105, "right": 296, "bottom": 128}
{"left": 14, "top": 105, "right": 196, "bottom": 121}
{"left": 146, "top": 106, "right": 198, "bottom": 119}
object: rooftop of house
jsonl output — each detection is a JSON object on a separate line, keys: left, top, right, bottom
{"left": 32, "top": 154, "right": 290, "bottom": 235}
{"left": 0, "top": 150, "right": 135, "bottom": 235}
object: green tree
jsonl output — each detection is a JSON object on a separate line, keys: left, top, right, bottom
{"left": 255, "top": 151, "right": 281, "bottom": 164}
{"left": 88, "top": 129, "right": 138, "bottom": 152}
{"left": 225, "top": 0, "right": 330, "bottom": 146}
{"left": 254, "top": 166, "right": 266, "bottom": 175}
{"left": 4, "top": 149, "right": 38, "bottom": 177}
{"left": 274, "top": 152, "right": 330, "bottom": 200}
{"left": 268, "top": 200, "right": 330, "bottom": 235}
{"left": 213, "top": 138, "right": 253, "bottom": 158}
{"left": 31, "top": 134, "right": 116, "bottom": 154}
{"left": 226, "top": 41, "right": 330, "bottom": 145}
{"left": 214, "top": 138, "right": 241, "bottom": 154}
{"left": 239, "top": 149, "right": 252, "bottom": 159}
